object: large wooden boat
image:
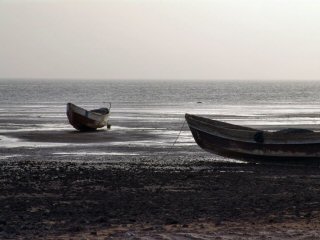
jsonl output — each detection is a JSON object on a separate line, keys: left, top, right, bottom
{"left": 185, "top": 113, "right": 320, "bottom": 164}
{"left": 67, "top": 103, "right": 110, "bottom": 131}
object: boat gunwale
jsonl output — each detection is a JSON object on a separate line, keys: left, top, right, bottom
{"left": 67, "top": 103, "right": 109, "bottom": 118}
{"left": 185, "top": 113, "right": 320, "bottom": 144}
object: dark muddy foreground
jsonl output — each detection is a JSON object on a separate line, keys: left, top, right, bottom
{"left": 1, "top": 158, "right": 320, "bottom": 239}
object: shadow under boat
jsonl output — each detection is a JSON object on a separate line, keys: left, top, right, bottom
{"left": 185, "top": 113, "right": 320, "bottom": 165}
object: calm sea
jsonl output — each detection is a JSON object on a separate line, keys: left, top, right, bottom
{"left": 1, "top": 79, "right": 320, "bottom": 123}
{"left": 1, "top": 79, "right": 320, "bottom": 163}
{"left": 1, "top": 79, "right": 320, "bottom": 105}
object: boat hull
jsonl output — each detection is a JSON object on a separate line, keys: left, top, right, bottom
{"left": 186, "top": 114, "right": 320, "bottom": 165}
{"left": 67, "top": 103, "right": 109, "bottom": 131}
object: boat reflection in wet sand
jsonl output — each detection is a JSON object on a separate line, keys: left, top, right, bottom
{"left": 185, "top": 113, "right": 320, "bottom": 164}
{"left": 67, "top": 103, "right": 110, "bottom": 131}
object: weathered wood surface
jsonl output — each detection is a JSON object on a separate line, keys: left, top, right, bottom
{"left": 185, "top": 113, "right": 320, "bottom": 164}
{"left": 67, "top": 103, "right": 109, "bottom": 131}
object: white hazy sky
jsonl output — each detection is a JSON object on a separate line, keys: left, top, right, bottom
{"left": 1, "top": 0, "right": 320, "bottom": 80}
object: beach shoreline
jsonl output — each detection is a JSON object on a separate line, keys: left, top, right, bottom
{"left": 2, "top": 81, "right": 320, "bottom": 239}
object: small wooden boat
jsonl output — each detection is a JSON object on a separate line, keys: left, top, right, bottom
{"left": 185, "top": 113, "right": 320, "bottom": 164}
{"left": 67, "top": 103, "right": 110, "bottom": 131}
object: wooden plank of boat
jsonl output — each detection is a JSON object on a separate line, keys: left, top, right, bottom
{"left": 185, "top": 113, "right": 320, "bottom": 164}
{"left": 66, "top": 103, "right": 110, "bottom": 131}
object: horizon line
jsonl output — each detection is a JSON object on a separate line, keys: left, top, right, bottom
{"left": 1, "top": 78, "right": 320, "bottom": 82}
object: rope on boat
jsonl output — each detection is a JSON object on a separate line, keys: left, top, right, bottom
{"left": 102, "top": 102, "right": 112, "bottom": 111}
{"left": 171, "top": 119, "right": 186, "bottom": 148}
{"left": 159, "top": 119, "right": 186, "bottom": 160}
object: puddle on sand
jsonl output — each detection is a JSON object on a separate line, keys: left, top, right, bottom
{"left": 0, "top": 154, "right": 27, "bottom": 160}
{"left": 52, "top": 152, "right": 140, "bottom": 156}
{"left": 0, "top": 135, "right": 71, "bottom": 148}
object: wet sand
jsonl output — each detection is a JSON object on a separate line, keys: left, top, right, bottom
{"left": 1, "top": 154, "right": 320, "bottom": 239}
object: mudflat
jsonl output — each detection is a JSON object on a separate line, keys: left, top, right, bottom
{"left": 1, "top": 157, "right": 320, "bottom": 239}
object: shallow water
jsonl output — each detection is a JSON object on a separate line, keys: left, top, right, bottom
{"left": 1, "top": 79, "right": 320, "bottom": 162}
